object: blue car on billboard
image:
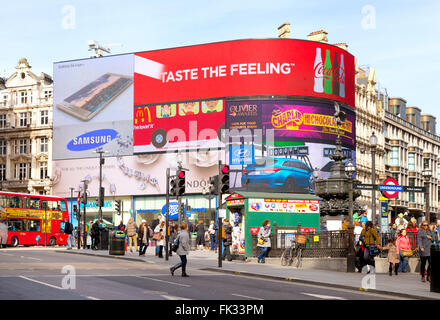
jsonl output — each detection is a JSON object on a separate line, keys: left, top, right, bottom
{"left": 242, "top": 157, "right": 315, "bottom": 193}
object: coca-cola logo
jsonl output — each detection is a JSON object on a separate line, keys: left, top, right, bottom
{"left": 314, "top": 62, "right": 345, "bottom": 84}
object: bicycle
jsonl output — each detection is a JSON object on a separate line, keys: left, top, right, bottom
{"left": 280, "top": 235, "right": 307, "bottom": 268}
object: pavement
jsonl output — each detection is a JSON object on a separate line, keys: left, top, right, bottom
{"left": 54, "top": 245, "right": 440, "bottom": 300}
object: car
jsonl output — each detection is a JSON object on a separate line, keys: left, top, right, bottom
{"left": 241, "top": 157, "right": 315, "bottom": 193}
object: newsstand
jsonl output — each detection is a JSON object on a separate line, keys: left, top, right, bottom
{"left": 109, "top": 231, "right": 126, "bottom": 255}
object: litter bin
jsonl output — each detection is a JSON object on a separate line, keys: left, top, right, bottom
{"left": 431, "top": 244, "right": 440, "bottom": 293}
{"left": 109, "top": 231, "right": 126, "bottom": 255}
{"left": 98, "top": 228, "right": 109, "bottom": 250}
{"left": 190, "top": 232, "right": 197, "bottom": 250}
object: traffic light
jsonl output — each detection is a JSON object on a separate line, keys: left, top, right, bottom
{"left": 209, "top": 175, "right": 219, "bottom": 194}
{"left": 81, "top": 184, "right": 88, "bottom": 204}
{"left": 176, "top": 170, "right": 185, "bottom": 196}
{"left": 73, "top": 205, "right": 78, "bottom": 218}
{"left": 179, "top": 203, "right": 185, "bottom": 217}
{"left": 115, "top": 200, "right": 121, "bottom": 215}
{"left": 97, "top": 187, "right": 105, "bottom": 207}
{"left": 170, "top": 176, "right": 177, "bottom": 197}
{"left": 220, "top": 164, "right": 230, "bottom": 194}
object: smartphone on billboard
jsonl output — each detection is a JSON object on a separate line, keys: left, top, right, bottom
{"left": 56, "top": 73, "right": 133, "bottom": 121}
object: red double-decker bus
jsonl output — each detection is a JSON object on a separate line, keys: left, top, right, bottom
{"left": 0, "top": 191, "right": 69, "bottom": 247}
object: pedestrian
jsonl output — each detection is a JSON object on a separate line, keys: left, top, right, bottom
{"left": 360, "top": 221, "right": 381, "bottom": 273}
{"left": 169, "top": 221, "right": 177, "bottom": 257}
{"left": 222, "top": 219, "right": 233, "bottom": 261}
{"left": 91, "top": 219, "right": 101, "bottom": 250}
{"left": 396, "top": 229, "right": 412, "bottom": 273}
{"left": 359, "top": 211, "right": 368, "bottom": 226}
{"left": 341, "top": 218, "right": 349, "bottom": 231}
{"left": 354, "top": 219, "right": 363, "bottom": 244}
{"left": 64, "top": 218, "right": 74, "bottom": 250}
{"left": 151, "top": 215, "right": 161, "bottom": 256}
{"left": 117, "top": 220, "right": 126, "bottom": 232}
{"left": 126, "top": 217, "right": 138, "bottom": 253}
{"left": 195, "top": 220, "right": 205, "bottom": 250}
{"left": 355, "top": 238, "right": 366, "bottom": 273}
{"left": 437, "top": 219, "right": 440, "bottom": 236}
{"left": 352, "top": 212, "right": 360, "bottom": 223}
{"left": 138, "top": 220, "right": 149, "bottom": 257}
{"left": 430, "top": 223, "right": 439, "bottom": 244}
{"left": 170, "top": 223, "right": 190, "bottom": 277}
{"left": 417, "top": 221, "right": 434, "bottom": 282}
{"left": 381, "top": 238, "right": 400, "bottom": 276}
{"left": 257, "top": 220, "right": 271, "bottom": 264}
{"left": 204, "top": 229, "right": 210, "bottom": 250}
{"left": 154, "top": 221, "right": 165, "bottom": 258}
{"left": 208, "top": 220, "right": 217, "bottom": 251}
{"left": 395, "top": 213, "right": 408, "bottom": 231}
{"left": 405, "top": 221, "right": 418, "bottom": 247}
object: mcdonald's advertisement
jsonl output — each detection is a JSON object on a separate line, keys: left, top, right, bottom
{"left": 53, "top": 54, "right": 134, "bottom": 160}
{"left": 133, "top": 99, "right": 225, "bottom": 154}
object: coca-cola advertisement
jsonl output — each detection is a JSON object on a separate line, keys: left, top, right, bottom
{"left": 134, "top": 39, "right": 355, "bottom": 108}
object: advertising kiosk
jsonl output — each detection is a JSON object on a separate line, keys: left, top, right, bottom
{"left": 225, "top": 192, "right": 321, "bottom": 257}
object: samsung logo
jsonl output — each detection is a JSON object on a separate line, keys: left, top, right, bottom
{"left": 67, "top": 129, "right": 118, "bottom": 151}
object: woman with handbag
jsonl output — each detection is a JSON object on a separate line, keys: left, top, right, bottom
{"left": 381, "top": 238, "right": 400, "bottom": 276}
{"left": 170, "top": 223, "right": 190, "bottom": 277}
{"left": 154, "top": 221, "right": 166, "bottom": 258}
{"left": 396, "top": 229, "right": 412, "bottom": 273}
{"left": 360, "top": 221, "right": 381, "bottom": 273}
{"left": 138, "top": 220, "right": 150, "bottom": 257}
{"left": 257, "top": 220, "right": 271, "bottom": 264}
{"left": 417, "top": 222, "right": 434, "bottom": 282}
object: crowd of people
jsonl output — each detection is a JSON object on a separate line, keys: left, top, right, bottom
{"left": 353, "top": 213, "right": 439, "bottom": 282}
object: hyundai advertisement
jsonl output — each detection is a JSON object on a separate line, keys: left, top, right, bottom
{"left": 227, "top": 100, "right": 355, "bottom": 194}
{"left": 53, "top": 54, "right": 134, "bottom": 160}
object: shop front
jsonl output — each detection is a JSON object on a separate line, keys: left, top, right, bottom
{"left": 225, "top": 192, "right": 321, "bottom": 257}
{"left": 67, "top": 196, "right": 132, "bottom": 227}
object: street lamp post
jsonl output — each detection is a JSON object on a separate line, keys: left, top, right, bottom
{"left": 345, "top": 160, "right": 356, "bottom": 273}
{"left": 369, "top": 132, "right": 378, "bottom": 225}
{"left": 93, "top": 149, "right": 108, "bottom": 222}
{"left": 69, "top": 187, "right": 74, "bottom": 223}
{"left": 422, "top": 169, "right": 432, "bottom": 223}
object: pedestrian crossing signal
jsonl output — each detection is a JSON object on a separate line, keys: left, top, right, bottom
{"left": 115, "top": 200, "right": 121, "bottom": 215}
{"left": 220, "top": 165, "right": 229, "bottom": 194}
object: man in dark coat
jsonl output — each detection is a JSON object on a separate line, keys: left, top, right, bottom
{"left": 222, "top": 219, "right": 233, "bottom": 261}
{"left": 91, "top": 220, "right": 101, "bottom": 250}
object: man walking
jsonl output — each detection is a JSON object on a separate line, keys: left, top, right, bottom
{"left": 64, "top": 218, "right": 74, "bottom": 250}
{"left": 91, "top": 220, "right": 101, "bottom": 250}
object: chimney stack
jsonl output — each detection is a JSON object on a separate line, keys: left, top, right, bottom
{"left": 307, "top": 30, "right": 328, "bottom": 43}
{"left": 278, "top": 22, "right": 291, "bottom": 39}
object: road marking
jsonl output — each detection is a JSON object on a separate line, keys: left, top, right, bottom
{"left": 231, "top": 293, "right": 263, "bottom": 300}
{"left": 301, "top": 293, "right": 346, "bottom": 300}
{"left": 19, "top": 276, "right": 63, "bottom": 290}
{"left": 136, "top": 276, "right": 191, "bottom": 287}
{"left": 160, "top": 294, "right": 191, "bottom": 300}
{"left": 85, "top": 296, "right": 101, "bottom": 300}
{"left": 26, "top": 257, "right": 43, "bottom": 261}
{"left": 0, "top": 252, "right": 13, "bottom": 256}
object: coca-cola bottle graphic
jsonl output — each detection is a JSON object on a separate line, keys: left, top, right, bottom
{"left": 313, "top": 47, "right": 324, "bottom": 93}
{"left": 332, "top": 52, "right": 339, "bottom": 96}
{"left": 323, "top": 49, "right": 332, "bottom": 94}
{"left": 339, "top": 53, "right": 345, "bottom": 98}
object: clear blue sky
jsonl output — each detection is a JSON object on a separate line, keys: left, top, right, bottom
{"left": 2, "top": 0, "right": 439, "bottom": 124}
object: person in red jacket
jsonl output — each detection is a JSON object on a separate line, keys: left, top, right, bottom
{"left": 396, "top": 229, "right": 412, "bottom": 273}
{"left": 405, "top": 221, "right": 418, "bottom": 248}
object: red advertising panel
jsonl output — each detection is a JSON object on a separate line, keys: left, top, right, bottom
{"left": 134, "top": 39, "right": 355, "bottom": 107}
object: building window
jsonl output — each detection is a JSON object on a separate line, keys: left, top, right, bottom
{"left": 39, "top": 162, "right": 47, "bottom": 180}
{"left": 20, "top": 91, "right": 27, "bottom": 104}
{"left": 393, "top": 105, "right": 400, "bottom": 117}
{"left": 40, "top": 137, "right": 48, "bottom": 153}
{"left": 424, "top": 158, "right": 430, "bottom": 170}
{"left": 438, "top": 163, "right": 440, "bottom": 180}
{"left": 409, "top": 178, "right": 415, "bottom": 202}
{"left": 40, "top": 110, "right": 48, "bottom": 125}
{"left": 44, "top": 90, "right": 52, "bottom": 99}
{"left": 408, "top": 153, "right": 415, "bottom": 171}
{"left": 0, "top": 140, "right": 5, "bottom": 156}
{"left": 0, "top": 164, "right": 5, "bottom": 181}
{"left": 0, "top": 114, "right": 6, "bottom": 128}
{"left": 19, "top": 112, "right": 27, "bottom": 127}
{"left": 390, "top": 146, "right": 399, "bottom": 166}
{"left": 19, "top": 139, "right": 27, "bottom": 154}
{"left": 16, "top": 163, "right": 27, "bottom": 180}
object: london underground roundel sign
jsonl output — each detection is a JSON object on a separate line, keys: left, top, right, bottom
{"left": 380, "top": 178, "right": 401, "bottom": 199}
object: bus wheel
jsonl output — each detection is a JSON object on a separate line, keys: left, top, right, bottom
{"left": 49, "top": 237, "right": 56, "bottom": 246}
{"left": 11, "top": 236, "right": 19, "bottom": 247}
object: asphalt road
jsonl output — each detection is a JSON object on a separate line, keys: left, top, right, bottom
{"left": 0, "top": 249, "right": 405, "bottom": 301}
